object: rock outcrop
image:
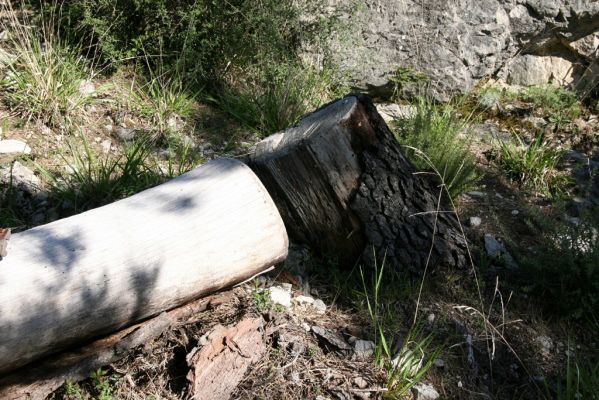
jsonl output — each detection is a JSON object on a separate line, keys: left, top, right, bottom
{"left": 330, "top": 0, "right": 599, "bottom": 99}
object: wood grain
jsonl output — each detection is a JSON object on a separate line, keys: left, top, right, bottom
{"left": 0, "top": 158, "right": 288, "bottom": 375}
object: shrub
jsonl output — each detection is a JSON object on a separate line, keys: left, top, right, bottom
{"left": 211, "top": 62, "right": 346, "bottom": 137}
{"left": 516, "top": 212, "right": 599, "bottom": 320}
{"left": 496, "top": 132, "right": 571, "bottom": 197}
{"left": 392, "top": 97, "right": 481, "bottom": 199}
{"left": 0, "top": 3, "right": 93, "bottom": 125}
{"left": 47, "top": 0, "right": 348, "bottom": 86}
{"left": 520, "top": 85, "right": 581, "bottom": 121}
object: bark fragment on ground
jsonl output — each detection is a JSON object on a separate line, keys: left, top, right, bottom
{"left": 186, "top": 317, "right": 266, "bottom": 400}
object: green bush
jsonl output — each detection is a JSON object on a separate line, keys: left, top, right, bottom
{"left": 0, "top": 6, "right": 93, "bottom": 125}
{"left": 48, "top": 0, "right": 347, "bottom": 85}
{"left": 211, "top": 62, "right": 346, "bottom": 137}
{"left": 517, "top": 213, "right": 599, "bottom": 320}
{"left": 496, "top": 132, "right": 571, "bottom": 197}
{"left": 392, "top": 98, "right": 481, "bottom": 199}
{"left": 520, "top": 85, "right": 581, "bottom": 121}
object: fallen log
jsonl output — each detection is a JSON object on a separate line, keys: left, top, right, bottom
{"left": 0, "top": 291, "right": 237, "bottom": 400}
{"left": 0, "top": 158, "right": 288, "bottom": 375}
{"left": 248, "top": 94, "right": 468, "bottom": 272}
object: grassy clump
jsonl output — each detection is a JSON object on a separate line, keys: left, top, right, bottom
{"left": 393, "top": 98, "right": 481, "bottom": 199}
{"left": 516, "top": 212, "right": 599, "bottom": 320}
{"left": 42, "top": 140, "right": 198, "bottom": 215}
{"left": 545, "top": 351, "right": 599, "bottom": 400}
{"left": 496, "top": 133, "right": 570, "bottom": 197}
{"left": 211, "top": 63, "right": 345, "bottom": 137}
{"left": 0, "top": 5, "right": 93, "bottom": 125}
{"left": 520, "top": 85, "right": 581, "bottom": 120}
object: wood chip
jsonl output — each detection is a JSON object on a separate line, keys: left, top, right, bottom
{"left": 187, "top": 317, "right": 266, "bottom": 400}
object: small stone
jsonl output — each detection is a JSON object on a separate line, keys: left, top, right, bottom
{"left": 427, "top": 313, "right": 435, "bottom": 324}
{"left": 495, "top": 192, "right": 504, "bottom": 199}
{"left": 0, "top": 139, "right": 31, "bottom": 158}
{"left": 484, "top": 234, "right": 517, "bottom": 268}
{"left": 103, "top": 124, "right": 113, "bottom": 133}
{"left": 511, "top": 209, "right": 520, "bottom": 215}
{"left": 413, "top": 383, "right": 440, "bottom": 400}
{"left": 1, "top": 161, "right": 40, "bottom": 193}
{"left": 434, "top": 358, "right": 445, "bottom": 368}
{"left": 294, "top": 295, "right": 315, "bottom": 305}
{"left": 313, "top": 299, "right": 327, "bottom": 314}
{"left": 289, "top": 371, "right": 300, "bottom": 382}
{"left": 354, "top": 376, "right": 368, "bottom": 389}
{"left": 269, "top": 285, "right": 292, "bottom": 308}
{"left": 466, "top": 191, "right": 485, "bottom": 198}
{"left": 535, "top": 336, "right": 554, "bottom": 355}
{"left": 115, "top": 127, "right": 135, "bottom": 141}
{"left": 301, "top": 322, "right": 311, "bottom": 332}
{"left": 353, "top": 340, "right": 375, "bottom": 359}
{"left": 469, "top": 216, "right": 482, "bottom": 227}
{"left": 79, "top": 80, "right": 95, "bottom": 97}
{"left": 457, "top": 381, "right": 463, "bottom": 388}
{"left": 101, "top": 139, "right": 112, "bottom": 153}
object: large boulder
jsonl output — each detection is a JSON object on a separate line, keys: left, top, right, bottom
{"left": 329, "top": 0, "right": 599, "bottom": 99}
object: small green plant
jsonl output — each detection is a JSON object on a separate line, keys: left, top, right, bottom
{"left": 496, "top": 132, "right": 570, "bottom": 197}
{"left": 393, "top": 97, "right": 481, "bottom": 199}
{"left": 125, "top": 63, "right": 197, "bottom": 141}
{"left": 516, "top": 212, "right": 599, "bottom": 320}
{"left": 544, "top": 348, "right": 599, "bottom": 399}
{"left": 520, "top": 85, "right": 581, "bottom": 121}
{"left": 64, "top": 379, "right": 85, "bottom": 399}
{"left": 212, "top": 62, "right": 344, "bottom": 137}
{"left": 390, "top": 67, "right": 429, "bottom": 100}
{"left": 0, "top": 3, "right": 94, "bottom": 125}
{"left": 359, "top": 255, "right": 438, "bottom": 397}
{"left": 477, "top": 86, "right": 504, "bottom": 109}
{"left": 90, "top": 368, "right": 117, "bottom": 400}
{"left": 252, "top": 288, "right": 272, "bottom": 312}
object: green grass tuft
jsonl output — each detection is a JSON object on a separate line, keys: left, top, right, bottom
{"left": 495, "top": 132, "right": 571, "bottom": 197}
{"left": 392, "top": 97, "right": 481, "bottom": 199}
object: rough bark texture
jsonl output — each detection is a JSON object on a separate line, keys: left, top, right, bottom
{"left": 249, "top": 95, "right": 467, "bottom": 273}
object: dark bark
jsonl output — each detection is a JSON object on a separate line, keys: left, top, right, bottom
{"left": 248, "top": 94, "right": 468, "bottom": 273}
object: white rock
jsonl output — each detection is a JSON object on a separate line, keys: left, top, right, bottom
{"left": 506, "top": 54, "right": 574, "bottom": 86}
{"left": 1, "top": 161, "right": 40, "bottom": 193}
{"left": 413, "top": 383, "right": 440, "bottom": 400}
{"left": 353, "top": 340, "right": 375, "bottom": 359}
{"left": 313, "top": 299, "right": 327, "bottom": 314}
{"left": 434, "top": 358, "right": 445, "bottom": 368}
{"left": 79, "top": 80, "right": 96, "bottom": 97}
{"left": 466, "top": 191, "right": 485, "bottom": 198}
{"left": 376, "top": 103, "right": 416, "bottom": 123}
{"left": 294, "top": 295, "right": 314, "bottom": 305}
{"left": 511, "top": 209, "right": 520, "bottom": 215}
{"left": 269, "top": 285, "right": 292, "bottom": 308}
{"left": 469, "top": 216, "right": 482, "bottom": 227}
{"left": 101, "top": 139, "right": 112, "bottom": 153}
{"left": 0, "top": 139, "right": 31, "bottom": 157}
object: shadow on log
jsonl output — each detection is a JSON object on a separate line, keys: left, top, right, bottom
{"left": 248, "top": 94, "right": 468, "bottom": 272}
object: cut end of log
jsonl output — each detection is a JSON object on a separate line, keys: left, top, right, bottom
{"left": 249, "top": 94, "right": 468, "bottom": 272}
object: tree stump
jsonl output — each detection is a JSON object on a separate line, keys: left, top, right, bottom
{"left": 248, "top": 94, "right": 467, "bottom": 272}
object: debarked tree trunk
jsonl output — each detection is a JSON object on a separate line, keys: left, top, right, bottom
{"left": 0, "top": 158, "right": 288, "bottom": 376}
{"left": 248, "top": 94, "right": 467, "bottom": 272}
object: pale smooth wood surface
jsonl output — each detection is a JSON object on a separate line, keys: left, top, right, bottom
{"left": 0, "top": 158, "right": 288, "bottom": 375}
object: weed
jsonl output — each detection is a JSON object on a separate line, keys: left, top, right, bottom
{"left": 390, "top": 66, "right": 429, "bottom": 100}
{"left": 90, "top": 368, "right": 117, "bottom": 400}
{"left": 495, "top": 132, "right": 571, "bottom": 197}
{"left": 252, "top": 288, "right": 272, "bottom": 313}
{"left": 520, "top": 85, "right": 581, "bottom": 121}
{"left": 393, "top": 97, "right": 481, "bottom": 199}
{"left": 41, "top": 139, "right": 197, "bottom": 215}
{"left": 124, "top": 62, "right": 197, "bottom": 141}
{"left": 211, "top": 62, "right": 345, "bottom": 137}
{"left": 477, "top": 86, "right": 504, "bottom": 109}
{"left": 0, "top": 3, "right": 94, "bottom": 125}
{"left": 359, "top": 255, "right": 438, "bottom": 397}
